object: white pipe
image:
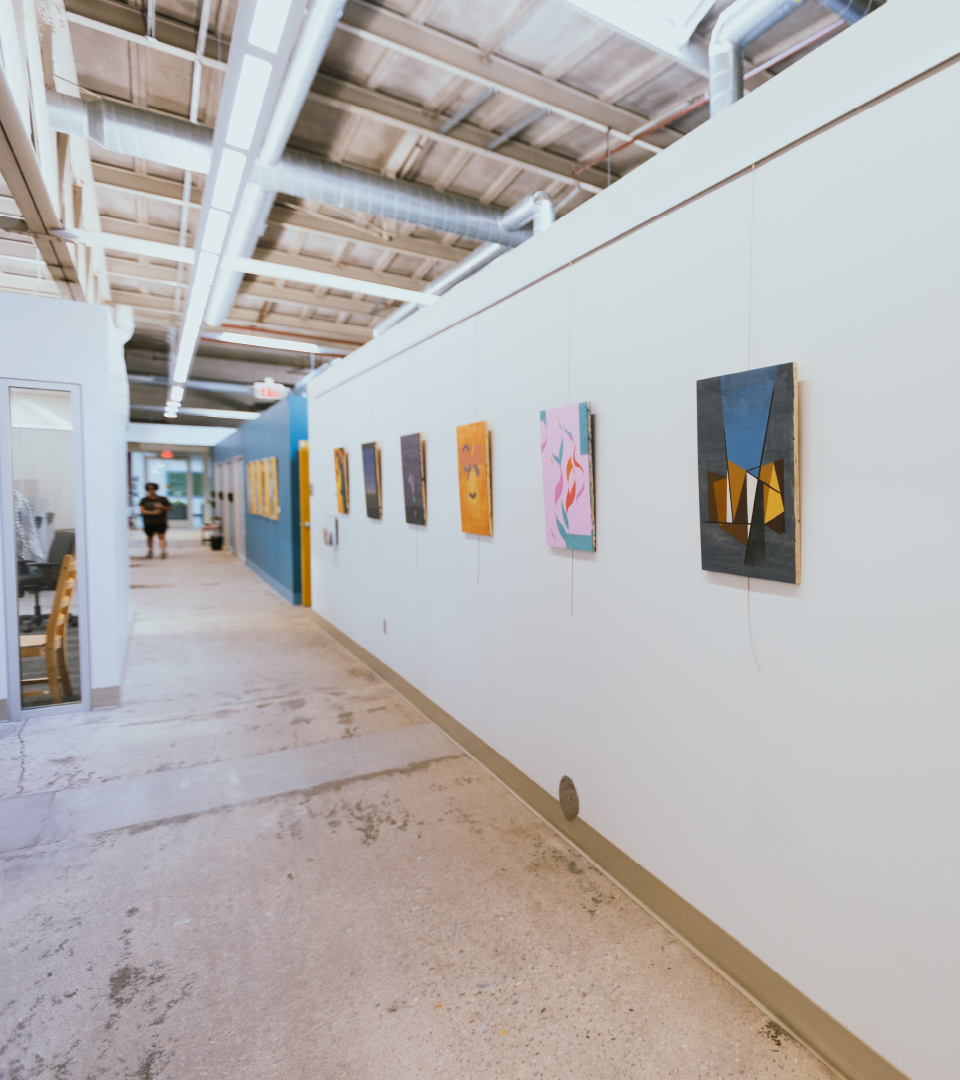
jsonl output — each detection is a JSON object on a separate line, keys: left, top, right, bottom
{"left": 371, "top": 192, "right": 555, "bottom": 341}
{"left": 709, "top": 0, "right": 874, "bottom": 116}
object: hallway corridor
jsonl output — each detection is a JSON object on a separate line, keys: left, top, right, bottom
{"left": 1, "top": 532, "right": 833, "bottom": 1080}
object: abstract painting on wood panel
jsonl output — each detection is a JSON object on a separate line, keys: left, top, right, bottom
{"left": 697, "top": 363, "right": 799, "bottom": 583}
{"left": 540, "top": 402, "right": 595, "bottom": 551}
{"left": 361, "top": 442, "right": 381, "bottom": 520}
{"left": 334, "top": 448, "right": 349, "bottom": 513}
{"left": 400, "top": 433, "right": 427, "bottom": 525}
{"left": 457, "top": 421, "right": 491, "bottom": 536}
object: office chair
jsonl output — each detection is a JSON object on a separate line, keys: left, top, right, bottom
{"left": 18, "top": 530, "right": 75, "bottom": 633}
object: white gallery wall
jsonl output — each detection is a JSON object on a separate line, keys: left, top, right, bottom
{"left": 307, "top": 4, "right": 960, "bottom": 1078}
{"left": 0, "top": 295, "right": 130, "bottom": 711}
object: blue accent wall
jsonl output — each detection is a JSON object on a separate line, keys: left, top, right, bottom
{"left": 213, "top": 396, "right": 307, "bottom": 604}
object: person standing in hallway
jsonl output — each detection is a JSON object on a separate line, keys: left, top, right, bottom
{"left": 140, "top": 482, "right": 170, "bottom": 559}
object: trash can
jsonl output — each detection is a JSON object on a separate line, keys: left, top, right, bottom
{"left": 210, "top": 535, "right": 223, "bottom": 550}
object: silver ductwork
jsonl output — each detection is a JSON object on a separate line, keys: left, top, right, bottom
{"left": 709, "top": 0, "right": 874, "bottom": 116}
{"left": 262, "top": 153, "right": 533, "bottom": 247}
{"left": 47, "top": 93, "right": 213, "bottom": 174}
{"left": 47, "top": 92, "right": 533, "bottom": 250}
{"left": 372, "top": 192, "right": 554, "bottom": 339}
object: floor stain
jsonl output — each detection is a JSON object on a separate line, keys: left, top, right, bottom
{"left": 325, "top": 795, "right": 412, "bottom": 844}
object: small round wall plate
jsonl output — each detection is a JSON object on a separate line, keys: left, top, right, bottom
{"left": 559, "top": 775, "right": 579, "bottom": 822}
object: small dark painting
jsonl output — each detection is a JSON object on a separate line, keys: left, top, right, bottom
{"left": 697, "top": 363, "right": 799, "bottom": 583}
{"left": 400, "top": 433, "right": 426, "bottom": 526}
{"left": 361, "top": 442, "right": 381, "bottom": 520}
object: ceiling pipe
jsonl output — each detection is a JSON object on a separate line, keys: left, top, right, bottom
{"left": 371, "top": 242, "right": 507, "bottom": 340}
{"left": 46, "top": 92, "right": 533, "bottom": 249}
{"left": 128, "top": 373, "right": 262, "bottom": 396}
{"left": 205, "top": 0, "right": 346, "bottom": 327}
{"left": 709, "top": 0, "right": 875, "bottom": 116}
{"left": 370, "top": 192, "right": 555, "bottom": 342}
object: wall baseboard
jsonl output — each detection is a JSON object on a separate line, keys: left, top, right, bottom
{"left": 91, "top": 686, "right": 120, "bottom": 708}
{"left": 310, "top": 611, "right": 910, "bottom": 1080}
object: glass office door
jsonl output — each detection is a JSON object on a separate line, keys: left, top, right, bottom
{"left": 0, "top": 381, "right": 88, "bottom": 717}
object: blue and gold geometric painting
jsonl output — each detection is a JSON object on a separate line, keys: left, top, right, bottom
{"left": 697, "top": 364, "right": 799, "bottom": 583}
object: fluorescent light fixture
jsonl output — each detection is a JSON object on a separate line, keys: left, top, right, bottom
{"left": 225, "top": 55, "right": 273, "bottom": 150}
{"left": 170, "top": 385, "right": 185, "bottom": 402}
{"left": 228, "top": 256, "right": 438, "bottom": 305}
{"left": 206, "top": 332, "right": 343, "bottom": 354}
{"left": 211, "top": 149, "right": 247, "bottom": 212}
{"left": 201, "top": 210, "right": 231, "bottom": 254}
{"left": 193, "top": 250, "right": 220, "bottom": 290}
{"left": 54, "top": 230, "right": 193, "bottom": 263}
{"left": 249, "top": 0, "right": 293, "bottom": 52}
{"left": 179, "top": 407, "right": 259, "bottom": 419}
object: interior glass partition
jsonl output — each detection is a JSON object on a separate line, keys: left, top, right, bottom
{"left": 6, "top": 386, "right": 84, "bottom": 712}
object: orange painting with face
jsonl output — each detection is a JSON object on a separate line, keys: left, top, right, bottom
{"left": 456, "top": 421, "right": 492, "bottom": 536}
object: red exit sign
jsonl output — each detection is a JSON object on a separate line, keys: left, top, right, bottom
{"left": 252, "top": 377, "right": 290, "bottom": 401}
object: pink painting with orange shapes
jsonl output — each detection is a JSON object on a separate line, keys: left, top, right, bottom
{"left": 539, "top": 402, "right": 595, "bottom": 552}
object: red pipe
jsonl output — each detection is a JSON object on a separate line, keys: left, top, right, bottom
{"left": 572, "top": 19, "right": 845, "bottom": 178}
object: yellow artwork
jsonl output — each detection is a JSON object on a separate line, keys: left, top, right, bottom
{"left": 247, "top": 462, "right": 256, "bottom": 514}
{"left": 268, "top": 457, "right": 279, "bottom": 520}
{"left": 334, "top": 448, "right": 349, "bottom": 513}
{"left": 456, "top": 421, "right": 492, "bottom": 536}
{"left": 246, "top": 457, "right": 281, "bottom": 520}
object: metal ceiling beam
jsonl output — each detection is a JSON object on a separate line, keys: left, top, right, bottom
{"left": 308, "top": 75, "right": 612, "bottom": 193}
{"left": 94, "top": 216, "right": 434, "bottom": 293}
{"left": 65, "top": 0, "right": 661, "bottom": 154}
{"left": 92, "top": 163, "right": 204, "bottom": 207}
{"left": 0, "top": 63, "right": 84, "bottom": 300}
{"left": 113, "top": 290, "right": 375, "bottom": 342}
{"left": 105, "top": 257, "right": 379, "bottom": 316}
{"left": 64, "top": 0, "right": 228, "bottom": 70}
{"left": 267, "top": 203, "right": 466, "bottom": 264}
{"left": 337, "top": 0, "right": 659, "bottom": 144}
{"left": 222, "top": 307, "right": 373, "bottom": 342}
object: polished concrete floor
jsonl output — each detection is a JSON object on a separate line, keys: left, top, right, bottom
{"left": 0, "top": 531, "right": 835, "bottom": 1079}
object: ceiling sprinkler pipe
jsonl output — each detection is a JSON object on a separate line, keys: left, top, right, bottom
{"left": 708, "top": 0, "right": 874, "bottom": 117}
{"left": 372, "top": 242, "right": 507, "bottom": 339}
{"left": 498, "top": 191, "right": 554, "bottom": 235}
{"left": 371, "top": 191, "right": 556, "bottom": 340}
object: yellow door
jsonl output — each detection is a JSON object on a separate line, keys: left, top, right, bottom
{"left": 298, "top": 440, "right": 311, "bottom": 606}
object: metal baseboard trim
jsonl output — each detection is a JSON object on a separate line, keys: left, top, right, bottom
{"left": 91, "top": 686, "right": 121, "bottom": 708}
{"left": 310, "top": 611, "right": 909, "bottom": 1080}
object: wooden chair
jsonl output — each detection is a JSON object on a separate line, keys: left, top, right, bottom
{"left": 20, "top": 554, "right": 76, "bottom": 704}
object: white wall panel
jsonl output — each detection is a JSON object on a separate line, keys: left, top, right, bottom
{"left": 307, "top": 7, "right": 960, "bottom": 1078}
{"left": 0, "top": 296, "right": 130, "bottom": 705}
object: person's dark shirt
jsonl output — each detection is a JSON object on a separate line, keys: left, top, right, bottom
{"left": 140, "top": 495, "right": 171, "bottom": 524}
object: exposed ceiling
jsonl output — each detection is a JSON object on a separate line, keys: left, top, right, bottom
{"left": 0, "top": 0, "right": 859, "bottom": 423}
